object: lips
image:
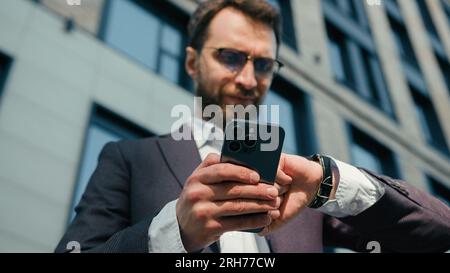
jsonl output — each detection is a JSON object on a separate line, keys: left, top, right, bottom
{"left": 224, "top": 95, "right": 257, "bottom": 106}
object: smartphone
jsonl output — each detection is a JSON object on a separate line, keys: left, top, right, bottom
{"left": 220, "top": 119, "right": 285, "bottom": 233}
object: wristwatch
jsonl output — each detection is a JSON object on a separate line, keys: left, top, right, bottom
{"left": 306, "top": 154, "right": 334, "bottom": 209}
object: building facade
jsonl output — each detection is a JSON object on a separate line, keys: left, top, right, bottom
{"left": 0, "top": 0, "right": 449, "bottom": 252}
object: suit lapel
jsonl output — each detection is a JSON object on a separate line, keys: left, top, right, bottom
{"left": 156, "top": 133, "right": 220, "bottom": 253}
{"left": 157, "top": 133, "right": 202, "bottom": 189}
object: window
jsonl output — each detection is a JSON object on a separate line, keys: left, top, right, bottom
{"left": 416, "top": 0, "right": 441, "bottom": 42}
{"left": 436, "top": 54, "right": 450, "bottom": 96}
{"left": 99, "top": 0, "right": 192, "bottom": 91}
{"left": 263, "top": 77, "right": 316, "bottom": 156}
{"left": 385, "top": 0, "right": 399, "bottom": 5}
{"left": 360, "top": 48, "right": 394, "bottom": 116}
{"left": 411, "top": 87, "right": 450, "bottom": 156}
{"left": 0, "top": 52, "right": 13, "bottom": 103}
{"left": 387, "top": 15, "right": 420, "bottom": 69}
{"left": 427, "top": 175, "right": 450, "bottom": 206}
{"left": 69, "top": 105, "right": 153, "bottom": 222}
{"left": 326, "top": 23, "right": 355, "bottom": 88}
{"left": 348, "top": 125, "right": 401, "bottom": 178}
{"left": 384, "top": 0, "right": 401, "bottom": 16}
{"left": 442, "top": 0, "right": 450, "bottom": 26}
{"left": 324, "top": 19, "right": 395, "bottom": 118}
{"left": 326, "top": 0, "right": 369, "bottom": 28}
{"left": 384, "top": 2, "right": 449, "bottom": 152}
{"left": 269, "top": 0, "right": 299, "bottom": 51}
{"left": 416, "top": 0, "right": 446, "bottom": 58}
{"left": 414, "top": 0, "right": 449, "bottom": 97}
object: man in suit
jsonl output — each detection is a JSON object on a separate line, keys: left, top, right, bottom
{"left": 55, "top": 0, "right": 450, "bottom": 253}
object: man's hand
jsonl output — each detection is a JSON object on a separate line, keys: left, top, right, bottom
{"left": 258, "top": 154, "right": 333, "bottom": 236}
{"left": 176, "top": 153, "right": 291, "bottom": 252}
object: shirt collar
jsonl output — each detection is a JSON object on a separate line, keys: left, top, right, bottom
{"left": 189, "top": 116, "right": 224, "bottom": 150}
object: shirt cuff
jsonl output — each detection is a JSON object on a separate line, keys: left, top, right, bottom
{"left": 148, "top": 199, "right": 187, "bottom": 253}
{"left": 317, "top": 158, "right": 386, "bottom": 218}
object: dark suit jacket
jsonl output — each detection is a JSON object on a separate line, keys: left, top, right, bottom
{"left": 55, "top": 135, "right": 450, "bottom": 253}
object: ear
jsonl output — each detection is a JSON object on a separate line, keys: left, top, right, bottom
{"left": 185, "top": 47, "right": 198, "bottom": 80}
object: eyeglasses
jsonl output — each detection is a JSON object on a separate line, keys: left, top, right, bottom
{"left": 205, "top": 47, "right": 284, "bottom": 79}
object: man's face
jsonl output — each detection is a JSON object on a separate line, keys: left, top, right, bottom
{"left": 186, "top": 8, "right": 278, "bottom": 119}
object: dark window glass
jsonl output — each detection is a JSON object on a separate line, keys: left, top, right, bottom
{"left": 325, "top": 21, "right": 395, "bottom": 118}
{"left": 269, "top": 0, "right": 299, "bottom": 51}
{"left": 386, "top": 0, "right": 398, "bottom": 6}
{"left": 326, "top": 22, "right": 355, "bottom": 88}
{"left": 349, "top": 125, "right": 401, "bottom": 178}
{"left": 436, "top": 55, "right": 450, "bottom": 95}
{"left": 69, "top": 105, "right": 153, "bottom": 222}
{"left": 384, "top": 0, "right": 403, "bottom": 23}
{"left": 442, "top": 0, "right": 450, "bottom": 26}
{"left": 427, "top": 175, "right": 450, "bottom": 206}
{"left": 411, "top": 87, "right": 450, "bottom": 156}
{"left": 99, "top": 0, "right": 192, "bottom": 91}
{"left": 322, "top": 1, "right": 395, "bottom": 118}
{"left": 264, "top": 77, "right": 316, "bottom": 156}
{"left": 388, "top": 15, "right": 420, "bottom": 69}
{"left": 347, "top": 0, "right": 358, "bottom": 20}
{"left": 385, "top": 0, "right": 399, "bottom": 11}
{"left": 0, "top": 52, "right": 13, "bottom": 103}
{"left": 416, "top": 0, "right": 440, "bottom": 41}
{"left": 325, "top": 0, "right": 369, "bottom": 28}
{"left": 360, "top": 48, "right": 395, "bottom": 117}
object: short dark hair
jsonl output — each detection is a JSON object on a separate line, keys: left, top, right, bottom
{"left": 188, "top": 0, "right": 282, "bottom": 52}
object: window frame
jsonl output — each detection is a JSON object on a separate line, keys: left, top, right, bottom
{"left": 385, "top": 2, "right": 450, "bottom": 157}
{"left": 98, "top": 0, "right": 192, "bottom": 91}
{"left": 416, "top": 0, "right": 441, "bottom": 42}
{"left": 271, "top": 0, "right": 300, "bottom": 52}
{"left": 426, "top": 174, "right": 450, "bottom": 206}
{"left": 322, "top": 2, "right": 396, "bottom": 119}
{"left": 68, "top": 104, "right": 153, "bottom": 224}
{"left": 347, "top": 124, "right": 401, "bottom": 178}
{"left": 442, "top": 0, "right": 450, "bottom": 26}
{"left": 411, "top": 87, "right": 450, "bottom": 157}
{"left": 435, "top": 54, "right": 450, "bottom": 96}
{"left": 326, "top": 0, "right": 370, "bottom": 29}
{"left": 0, "top": 51, "right": 13, "bottom": 104}
{"left": 268, "top": 76, "right": 317, "bottom": 156}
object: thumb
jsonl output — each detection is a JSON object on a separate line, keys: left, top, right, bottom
{"left": 276, "top": 168, "right": 292, "bottom": 185}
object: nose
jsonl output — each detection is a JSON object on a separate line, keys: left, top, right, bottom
{"left": 235, "top": 60, "right": 258, "bottom": 90}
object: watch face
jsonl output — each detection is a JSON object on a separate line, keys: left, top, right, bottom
{"left": 307, "top": 154, "right": 320, "bottom": 162}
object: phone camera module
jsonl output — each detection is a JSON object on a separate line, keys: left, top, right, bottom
{"left": 234, "top": 125, "right": 244, "bottom": 140}
{"left": 228, "top": 141, "right": 241, "bottom": 152}
{"left": 243, "top": 135, "right": 257, "bottom": 148}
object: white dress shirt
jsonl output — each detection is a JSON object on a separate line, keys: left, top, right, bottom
{"left": 148, "top": 117, "right": 386, "bottom": 253}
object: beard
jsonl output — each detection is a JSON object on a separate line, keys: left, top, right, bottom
{"left": 195, "top": 69, "right": 264, "bottom": 128}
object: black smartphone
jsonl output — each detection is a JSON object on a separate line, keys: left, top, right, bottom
{"left": 220, "top": 119, "right": 285, "bottom": 233}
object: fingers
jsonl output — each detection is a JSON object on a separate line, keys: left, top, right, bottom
{"left": 268, "top": 210, "right": 280, "bottom": 219}
{"left": 258, "top": 226, "right": 270, "bottom": 237}
{"left": 195, "top": 163, "right": 260, "bottom": 185}
{"left": 197, "top": 153, "right": 221, "bottom": 169}
{"left": 208, "top": 182, "right": 279, "bottom": 201}
{"left": 274, "top": 183, "right": 289, "bottom": 196}
{"left": 197, "top": 154, "right": 293, "bottom": 190}
{"left": 213, "top": 197, "right": 281, "bottom": 217}
{"left": 218, "top": 213, "right": 273, "bottom": 233}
